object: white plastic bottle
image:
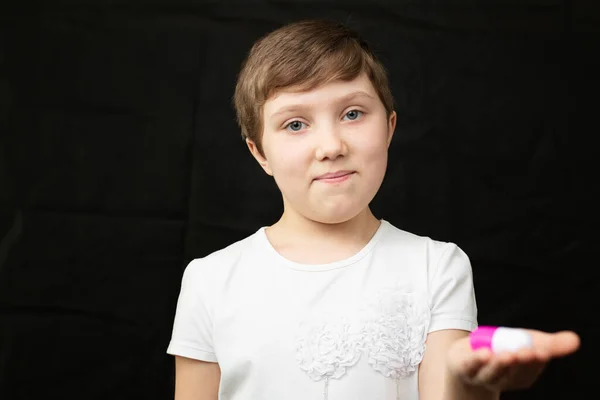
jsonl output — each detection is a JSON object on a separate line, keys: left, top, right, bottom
{"left": 470, "top": 326, "right": 534, "bottom": 352}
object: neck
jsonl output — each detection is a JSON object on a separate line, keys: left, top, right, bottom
{"left": 271, "top": 206, "right": 381, "bottom": 245}
{"left": 264, "top": 206, "right": 382, "bottom": 265}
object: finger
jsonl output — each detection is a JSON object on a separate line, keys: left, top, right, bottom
{"left": 514, "top": 347, "right": 538, "bottom": 364}
{"left": 462, "top": 348, "right": 493, "bottom": 379}
{"left": 533, "top": 346, "right": 551, "bottom": 363}
{"left": 549, "top": 331, "right": 581, "bottom": 357}
{"left": 491, "top": 362, "right": 538, "bottom": 391}
{"left": 488, "top": 361, "right": 521, "bottom": 389}
{"left": 476, "top": 351, "right": 515, "bottom": 384}
{"left": 528, "top": 330, "right": 581, "bottom": 358}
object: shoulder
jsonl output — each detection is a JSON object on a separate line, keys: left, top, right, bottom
{"left": 378, "top": 220, "right": 472, "bottom": 284}
{"left": 182, "top": 229, "right": 261, "bottom": 286}
{"left": 376, "top": 221, "right": 477, "bottom": 331}
{"left": 380, "top": 220, "right": 464, "bottom": 260}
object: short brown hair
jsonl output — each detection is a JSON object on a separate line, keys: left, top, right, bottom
{"left": 233, "top": 19, "right": 394, "bottom": 156}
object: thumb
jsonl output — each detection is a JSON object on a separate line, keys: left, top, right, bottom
{"left": 447, "top": 336, "right": 492, "bottom": 378}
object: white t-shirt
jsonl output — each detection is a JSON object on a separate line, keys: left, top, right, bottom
{"left": 167, "top": 220, "right": 478, "bottom": 400}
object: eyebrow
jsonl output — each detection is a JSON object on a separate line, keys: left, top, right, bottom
{"left": 270, "top": 90, "right": 376, "bottom": 119}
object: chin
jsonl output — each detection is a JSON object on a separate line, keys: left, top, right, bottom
{"left": 308, "top": 207, "right": 365, "bottom": 225}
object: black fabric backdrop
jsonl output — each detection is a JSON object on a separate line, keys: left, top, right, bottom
{"left": 1, "top": 1, "right": 598, "bottom": 399}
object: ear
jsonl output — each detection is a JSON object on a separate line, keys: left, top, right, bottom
{"left": 386, "top": 111, "right": 397, "bottom": 148}
{"left": 246, "top": 139, "right": 273, "bottom": 176}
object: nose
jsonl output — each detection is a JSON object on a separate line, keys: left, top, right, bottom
{"left": 315, "top": 126, "right": 347, "bottom": 161}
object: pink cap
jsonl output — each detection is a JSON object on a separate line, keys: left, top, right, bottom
{"left": 469, "top": 326, "right": 498, "bottom": 350}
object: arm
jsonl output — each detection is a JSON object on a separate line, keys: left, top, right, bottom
{"left": 174, "top": 356, "right": 220, "bottom": 400}
{"left": 419, "top": 329, "right": 499, "bottom": 400}
{"left": 420, "top": 243, "right": 492, "bottom": 399}
{"left": 168, "top": 260, "right": 221, "bottom": 399}
{"left": 421, "top": 243, "right": 580, "bottom": 398}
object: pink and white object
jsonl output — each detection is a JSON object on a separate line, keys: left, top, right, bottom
{"left": 470, "top": 326, "right": 533, "bottom": 353}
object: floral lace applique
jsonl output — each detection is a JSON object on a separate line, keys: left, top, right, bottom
{"left": 296, "top": 317, "right": 363, "bottom": 399}
{"left": 362, "top": 287, "right": 430, "bottom": 398}
{"left": 295, "top": 287, "right": 430, "bottom": 400}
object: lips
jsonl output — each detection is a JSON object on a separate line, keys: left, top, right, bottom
{"left": 315, "top": 170, "right": 355, "bottom": 180}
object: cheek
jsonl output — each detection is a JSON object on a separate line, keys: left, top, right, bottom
{"left": 354, "top": 126, "right": 390, "bottom": 160}
{"left": 350, "top": 126, "right": 390, "bottom": 177}
{"left": 268, "top": 139, "right": 311, "bottom": 177}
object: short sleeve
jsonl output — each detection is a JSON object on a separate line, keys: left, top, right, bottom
{"left": 166, "top": 260, "right": 218, "bottom": 362}
{"left": 428, "top": 243, "right": 478, "bottom": 333}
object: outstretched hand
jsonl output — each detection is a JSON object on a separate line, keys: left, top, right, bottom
{"left": 447, "top": 329, "right": 580, "bottom": 392}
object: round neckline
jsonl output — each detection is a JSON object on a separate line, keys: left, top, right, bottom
{"left": 255, "top": 220, "right": 389, "bottom": 272}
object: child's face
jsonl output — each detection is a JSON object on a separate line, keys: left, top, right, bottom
{"left": 248, "top": 73, "right": 396, "bottom": 224}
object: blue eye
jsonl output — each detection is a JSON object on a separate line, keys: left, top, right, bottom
{"left": 285, "top": 120, "right": 306, "bottom": 132}
{"left": 344, "top": 110, "right": 363, "bottom": 121}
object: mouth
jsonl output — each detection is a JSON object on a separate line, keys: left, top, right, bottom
{"left": 314, "top": 170, "right": 355, "bottom": 183}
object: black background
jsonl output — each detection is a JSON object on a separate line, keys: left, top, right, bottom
{"left": 1, "top": 1, "right": 598, "bottom": 399}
